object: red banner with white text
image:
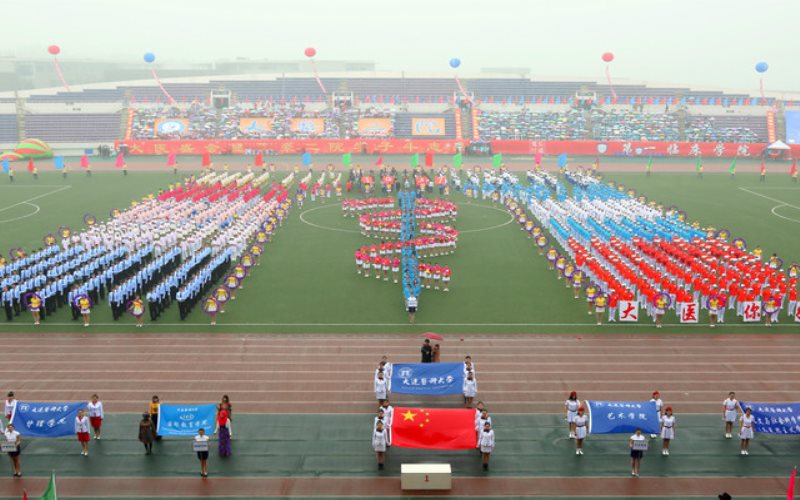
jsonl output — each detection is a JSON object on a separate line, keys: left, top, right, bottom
{"left": 116, "top": 139, "right": 785, "bottom": 159}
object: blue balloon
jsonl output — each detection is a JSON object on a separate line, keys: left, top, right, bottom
{"left": 143, "top": 52, "right": 156, "bottom": 64}
{"left": 449, "top": 58, "right": 461, "bottom": 69}
{"left": 755, "top": 62, "right": 768, "bottom": 73}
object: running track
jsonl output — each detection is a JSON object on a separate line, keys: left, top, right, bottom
{"left": 0, "top": 332, "right": 797, "bottom": 498}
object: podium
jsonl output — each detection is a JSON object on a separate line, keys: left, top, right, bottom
{"left": 401, "top": 463, "right": 452, "bottom": 490}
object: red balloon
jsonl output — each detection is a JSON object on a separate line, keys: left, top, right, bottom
{"left": 47, "top": 45, "right": 61, "bottom": 56}
{"left": 601, "top": 52, "right": 614, "bottom": 63}
{"left": 304, "top": 47, "right": 316, "bottom": 58}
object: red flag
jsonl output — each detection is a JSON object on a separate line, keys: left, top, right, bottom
{"left": 791, "top": 158, "right": 797, "bottom": 178}
{"left": 254, "top": 152, "right": 264, "bottom": 167}
{"left": 424, "top": 152, "right": 434, "bottom": 167}
{"left": 375, "top": 153, "right": 383, "bottom": 166}
{"left": 27, "top": 158, "right": 34, "bottom": 172}
{"left": 201, "top": 152, "right": 211, "bottom": 167}
{"left": 115, "top": 152, "right": 125, "bottom": 168}
{"left": 166, "top": 153, "right": 177, "bottom": 167}
{"left": 534, "top": 150, "right": 543, "bottom": 166}
{"left": 789, "top": 466, "right": 797, "bottom": 500}
{"left": 391, "top": 407, "right": 477, "bottom": 450}
{"left": 760, "top": 157, "right": 766, "bottom": 176}
{"left": 21, "top": 490, "right": 26, "bottom": 500}
{"left": 80, "top": 154, "right": 90, "bottom": 169}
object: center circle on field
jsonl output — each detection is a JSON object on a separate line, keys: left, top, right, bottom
{"left": 0, "top": 202, "right": 40, "bottom": 224}
{"left": 299, "top": 201, "right": 515, "bottom": 234}
{"left": 771, "top": 204, "right": 800, "bottom": 224}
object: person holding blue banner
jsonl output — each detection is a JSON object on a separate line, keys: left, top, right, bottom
{"left": 374, "top": 371, "right": 389, "bottom": 402}
{"left": 629, "top": 428, "right": 646, "bottom": 477}
{"left": 660, "top": 407, "right": 675, "bottom": 455}
{"left": 565, "top": 391, "right": 580, "bottom": 438}
{"left": 463, "top": 371, "right": 478, "bottom": 409}
{"left": 739, "top": 407, "right": 754, "bottom": 455}
{"left": 4, "top": 423, "right": 21, "bottom": 477}
{"left": 574, "top": 407, "right": 587, "bottom": 455}
{"left": 723, "top": 392, "right": 740, "bottom": 439}
{"left": 75, "top": 409, "right": 91, "bottom": 456}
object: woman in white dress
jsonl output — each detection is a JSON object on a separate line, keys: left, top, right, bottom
{"left": 660, "top": 406, "right": 675, "bottom": 455}
{"left": 574, "top": 406, "right": 587, "bottom": 455}
{"left": 478, "top": 421, "right": 495, "bottom": 470}
{"left": 374, "top": 372, "right": 388, "bottom": 403}
{"left": 565, "top": 391, "right": 580, "bottom": 438}
{"left": 372, "top": 421, "right": 389, "bottom": 469}
{"left": 739, "top": 407, "right": 754, "bottom": 455}
{"left": 463, "top": 371, "right": 478, "bottom": 409}
{"left": 649, "top": 391, "right": 663, "bottom": 439}
{"left": 722, "top": 392, "right": 739, "bottom": 439}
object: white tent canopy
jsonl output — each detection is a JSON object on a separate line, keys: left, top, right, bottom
{"left": 767, "top": 140, "right": 791, "bottom": 150}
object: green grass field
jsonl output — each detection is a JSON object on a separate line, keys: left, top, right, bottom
{"left": 1, "top": 167, "right": 798, "bottom": 334}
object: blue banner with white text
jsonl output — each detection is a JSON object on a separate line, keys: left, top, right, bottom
{"left": 157, "top": 404, "right": 217, "bottom": 437}
{"left": 741, "top": 402, "right": 800, "bottom": 435}
{"left": 586, "top": 400, "right": 660, "bottom": 435}
{"left": 391, "top": 363, "right": 464, "bottom": 396}
{"left": 11, "top": 401, "right": 88, "bottom": 438}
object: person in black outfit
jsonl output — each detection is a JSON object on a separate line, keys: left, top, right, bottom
{"left": 421, "top": 339, "right": 433, "bottom": 363}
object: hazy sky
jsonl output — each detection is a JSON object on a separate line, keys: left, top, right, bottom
{"left": 5, "top": 0, "right": 798, "bottom": 93}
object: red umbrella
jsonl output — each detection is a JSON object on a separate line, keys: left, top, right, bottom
{"left": 422, "top": 332, "right": 444, "bottom": 341}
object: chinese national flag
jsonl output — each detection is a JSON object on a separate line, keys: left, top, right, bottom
{"left": 391, "top": 407, "right": 477, "bottom": 450}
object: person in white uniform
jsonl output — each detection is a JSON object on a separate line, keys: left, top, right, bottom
{"left": 649, "top": 391, "right": 663, "bottom": 438}
{"left": 739, "top": 407, "right": 754, "bottom": 455}
{"left": 87, "top": 394, "right": 104, "bottom": 440}
{"left": 4, "top": 392, "right": 16, "bottom": 424}
{"left": 463, "top": 371, "right": 478, "bottom": 409}
{"left": 574, "top": 406, "right": 588, "bottom": 455}
{"left": 372, "top": 420, "right": 389, "bottom": 469}
{"left": 478, "top": 421, "right": 495, "bottom": 471}
{"left": 629, "top": 428, "right": 646, "bottom": 477}
{"left": 374, "top": 371, "right": 389, "bottom": 402}
{"left": 660, "top": 406, "right": 675, "bottom": 455}
{"left": 722, "top": 392, "right": 740, "bottom": 438}
{"left": 565, "top": 391, "right": 580, "bottom": 438}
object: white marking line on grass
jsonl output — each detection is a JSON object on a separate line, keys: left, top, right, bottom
{"left": 0, "top": 184, "right": 71, "bottom": 215}
{"left": 0, "top": 202, "right": 40, "bottom": 223}
{"left": 739, "top": 186, "right": 800, "bottom": 224}
{"left": 299, "top": 204, "right": 360, "bottom": 234}
{"left": 1, "top": 321, "right": 797, "bottom": 327}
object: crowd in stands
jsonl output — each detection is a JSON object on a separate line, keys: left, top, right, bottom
{"left": 477, "top": 109, "right": 589, "bottom": 140}
{"left": 685, "top": 116, "right": 762, "bottom": 143}
{"left": 590, "top": 110, "right": 681, "bottom": 142}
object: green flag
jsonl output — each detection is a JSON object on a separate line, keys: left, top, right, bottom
{"left": 695, "top": 155, "right": 702, "bottom": 172}
{"left": 492, "top": 153, "right": 503, "bottom": 168}
{"left": 453, "top": 153, "right": 463, "bottom": 168}
{"left": 39, "top": 472, "right": 57, "bottom": 500}
{"left": 341, "top": 153, "right": 352, "bottom": 168}
{"left": 646, "top": 156, "right": 653, "bottom": 173}
{"left": 410, "top": 153, "right": 419, "bottom": 167}
{"left": 729, "top": 157, "right": 737, "bottom": 174}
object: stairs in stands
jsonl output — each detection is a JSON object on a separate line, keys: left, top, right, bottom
{"left": 461, "top": 108, "right": 473, "bottom": 140}
{"left": 15, "top": 92, "right": 25, "bottom": 141}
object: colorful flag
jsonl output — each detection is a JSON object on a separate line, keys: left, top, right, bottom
{"left": 53, "top": 157, "right": 64, "bottom": 170}
{"left": 695, "top": 155, "right": 702, "bottom": 172}
{"left": 492, "top": 153, "right": 503, "bottom": 168}
{"left": 534, "top": 150, "right": 543, "bottom": 166}
{"left": 79, "top": 154, "right": 89, "bottom": 169}
{"left": 2, "top": 158, "right": 8, "bottom": 174}
{"left": 27, "top": 158, "right": 34, "bottom": 172}
{"left": 410, "top": 153, "right": 419, "bottom": 167}
{"left": 391, "top": 407, "right": 477, "bottom": 450}
{"left": 38, "top": 472, "right": 57, "bottom": 500}
{"left": 254, "top": 152, "right": 264, "bottom": 167}
{"left": 374, "top": 153, "right": 383, "bottom": 166}
{"left": 790, "top": 159, "right": 797, "bottom": 178}
{"left": 729, "top": 157, "right": 737, "bottom": 174}
{"left": 201, "top": 152, "right": 211, "bottom": 167}
{"left": 302, "top": 152, "right": 312, "bottom": 167}
{"left": 342, "top": 153, "right": 352, "bottom": 168}
{"left": 646, "top": 156, "right": 653, "bottom": 174}
{"left": 593, "top": 155, "right": 600, "bottom": 170}
{"left": 424, "top": 152, "right": 434, "bottom": 167}
{"left": 760, "top": 157, "right": 766, "bottom": 176}
{"left": 789, "top": 466, "right": 796, "bottom": 500}
{"left": 166, "top": 153, "right": 177, "bottom": 167}
{"left": 453, "top": 153, "right": 463, "bottom": 168}
{"left": 115, "top": 153, "right": 125, "bottom": 169}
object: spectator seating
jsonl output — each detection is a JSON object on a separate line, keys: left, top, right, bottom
{"left": 25, "top": 113, "right": 121, "bottom": 142}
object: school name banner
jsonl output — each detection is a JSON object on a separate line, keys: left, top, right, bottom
{"left": 11, "top": 401, "right": 88, "bottom": 438}
{"left": 157, "top": 404, "right": 217, "bottom": 437}
{"left": 489, "top": 140, "right": 771, "bottom": 158}
{"left": 390, "top": 363, "right": 464, "bottom": 396}
{"left": 116, "top": 139, "right": 465, "bottom": 155}
{"left": 741, "top": 402, "right": 800, "bottom": 435}
{"left": 586, "top": 400, "right": 660, "bottom": 435}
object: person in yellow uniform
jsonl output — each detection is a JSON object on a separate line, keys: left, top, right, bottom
{"left": 28, "top": 293, "right": 42, "bottom": 325}
{"left": 595, "top": 293, "right": 608, "bottom": 326}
